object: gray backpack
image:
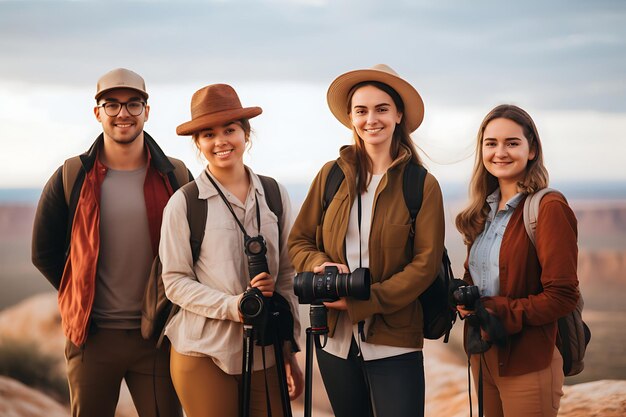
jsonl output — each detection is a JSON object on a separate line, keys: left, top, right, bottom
{"left": 523, "top": 188, "right": 591, "bottom": 376}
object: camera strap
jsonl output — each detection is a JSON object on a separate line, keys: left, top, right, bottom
{"left": 467, "top": 353, "right": 485, "bottom": 417}
{"left": 356, "top": 194, "right": 367, "bottom": 343}
{"left": 205, "top": 171, "right": 261, "bottom": 238}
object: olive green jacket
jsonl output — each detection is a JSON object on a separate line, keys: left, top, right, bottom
{"left": 288, "top": 145, "right": 445, "bottom": 348}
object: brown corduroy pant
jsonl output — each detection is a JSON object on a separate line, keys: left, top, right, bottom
{"left": 65, "top": 328, "right": 182, "bottom": 417}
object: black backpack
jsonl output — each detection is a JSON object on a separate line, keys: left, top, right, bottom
{"left": 322, "top": 161, "right": 459, "bottom": 341}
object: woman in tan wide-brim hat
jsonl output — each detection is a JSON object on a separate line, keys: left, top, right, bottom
{"left": 288, "top": 65, "right": 445, "bottom": 417}
{"left": 159, "top": 83, "right": 303, "bottom": 417}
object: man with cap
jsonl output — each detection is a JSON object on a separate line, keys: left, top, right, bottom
{"left": 32, "top": 68, "right": 187, "bottom": 417}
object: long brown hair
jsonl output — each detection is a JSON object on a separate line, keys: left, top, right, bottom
{"left": 455, "top": 104, "right": 549, "bottom": 244}
{"left": 346, "top": 81, "right": 421, "bottom": 194}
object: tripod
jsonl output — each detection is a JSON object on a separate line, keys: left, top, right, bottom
{"left": 241, "top": 314, "right": 293, "bottom": 417}
{"left": 303, "top": 303, "right": 329, "bottom": 417}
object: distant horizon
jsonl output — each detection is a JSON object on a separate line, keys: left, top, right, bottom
{"left": 4, "top": 180, "right": 626, "bottom": 205}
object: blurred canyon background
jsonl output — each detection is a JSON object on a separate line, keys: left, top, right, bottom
{"left": 1, "top": 185, "right": 625, "bottom": 416}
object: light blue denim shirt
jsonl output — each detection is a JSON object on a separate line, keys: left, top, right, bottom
{"left": 468, "top": 189, "right": 525, "bottom": 297}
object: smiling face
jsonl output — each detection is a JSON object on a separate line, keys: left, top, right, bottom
{"left": 94, "top": 88, "right": 149, "bottom": 146}
{"left": 195, "top": 121, "right": 247, "bottom": 174}
{"left": 349, "top": 84, "right": 403, "bottom": 153}
{"left": 482, "top": 117, "right": 537, "bottom": 188}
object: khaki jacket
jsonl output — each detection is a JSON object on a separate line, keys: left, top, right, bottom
{"left": 288, "top": 145, "right": 445, "bottom": 348}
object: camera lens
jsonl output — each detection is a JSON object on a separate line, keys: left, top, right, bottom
{"left": 341, "top": 268, "right": 370, "bottom": 300}
{"left": 293, "top": 272, "right": 316, "bottom": 304}
{"left": 246, "top": 238, "right": 264, "bottom": 255}
{"left": 293, "top": 267, "right": 371, "bottom": 304}
{"left": 239, "top": 288, "right": 264, "bottom": 319}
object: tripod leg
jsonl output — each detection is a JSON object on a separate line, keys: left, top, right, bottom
{"left": 304, "top": 328, "right": 314, "bottom": 417}
{"left": 273, "top": 338, "right": 293, "bottom": 417}
{"left": 242, "top": 325, "right": 254, "bottom": 417}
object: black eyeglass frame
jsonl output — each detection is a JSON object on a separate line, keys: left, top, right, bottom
{"left": 96, "top": 100, "right": 146, "bottom": 117}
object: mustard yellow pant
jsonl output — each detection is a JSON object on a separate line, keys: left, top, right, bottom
{"left": 470, "top": 347, "right": 564, "bottom": 417}
{"left": 170, "top": 347, "right": 285, "bottom": 417}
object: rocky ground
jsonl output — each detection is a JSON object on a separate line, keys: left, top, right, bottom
{"left": 1, "top": 293, "right": 625, "bottom": 417}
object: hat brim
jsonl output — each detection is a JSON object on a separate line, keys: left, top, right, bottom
{"left": 176, "top": 107, "right": 262, "bottom": 136}
{"left": 95, "top": 86, "right": 149, "bottom": 101}
{"left": 327, "top": 68, "right": 424, "bottom": 133}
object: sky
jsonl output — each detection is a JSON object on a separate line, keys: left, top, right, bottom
{"left": 0, "top": 0, "right": 625, "bottom": 191}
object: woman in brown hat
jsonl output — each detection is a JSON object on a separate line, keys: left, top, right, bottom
{"left": 158, "top": 84, "right": 303, "bottom": 417}
{"left": 288, "top": 65, "right": 445, "bottom": 417}
{"left": 455, "top": 104, "right": 579, "bottom": 417}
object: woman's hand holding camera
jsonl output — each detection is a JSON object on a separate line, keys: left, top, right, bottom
{"left": 313, "top": 262, "right": 350, "bottom": 311}
{"left": 250, "top": 271, "right": 275, "bottom": 297}
{"left": 313, "top": 262, "right": 350, "bottom": 274}
{"left": 323, "top": 298, "right": 348, "bottom": 311}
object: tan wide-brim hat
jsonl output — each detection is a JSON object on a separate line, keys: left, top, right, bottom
{"left": 176, "top": 84, "right": 262, "bottom": 136}
{"left": 327, "top": 64, "right": 424, "bottom": 133}
{"left": 95, "top": 68, "right": 148, "bottom": 101}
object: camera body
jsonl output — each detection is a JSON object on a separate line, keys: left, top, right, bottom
{"left": 452, "top": 285, "right": 481, "bottom": 310}
{"left": 239, "top": 234, "right": 270, "bottom": 331}
{"left": 293, "top": 266, "right": 371, "bottom": 305}
{"left": 244, "top": 235, "right": 269, "bottom": 279}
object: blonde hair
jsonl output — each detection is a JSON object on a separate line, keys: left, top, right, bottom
{"left": 346, "top": 81, "right": 422, "bottom": 194}
{"left": 455, "top": 104, "right": 549, "bottom": 245}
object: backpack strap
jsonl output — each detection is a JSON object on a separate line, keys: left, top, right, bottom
{"left": 522, "top": 188, "right": 565, "bottom": 247}
{"left": 320, "top": 160, "right": 427, "bottom": 241}
{"left": 180, "top": 181, "right": 207, "bottom": 264}
{"left": 258, "top": 175, "right": 283, "bottom": 236}
{"left": 62, "top": 156, "right": 83, "bottom": 207}
{"left": 323, "top": 161, "right": 345, "bottom": 211}
{"left": 167, "top": 156, "right": 190, "bottom": 191}
{"left": 402, "top": 161, "right": 427, "bottom": 240}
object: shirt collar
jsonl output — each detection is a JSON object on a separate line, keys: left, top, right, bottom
{"left": 197, "top": 165, "right": 261, "bottom": 202}
{"left": 486, "top": 188, "right": 525, "bottom": 218}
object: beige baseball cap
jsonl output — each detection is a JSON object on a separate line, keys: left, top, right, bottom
{"left": 95, "top": 68, "right": 149, "bottom": 101}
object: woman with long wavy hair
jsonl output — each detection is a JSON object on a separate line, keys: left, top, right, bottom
{"left": 455, "top": 104, "right": 579, "bottom": 417}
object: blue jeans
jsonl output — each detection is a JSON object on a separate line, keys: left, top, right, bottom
{"left": 316, "top": 337, "right": 425, "bottom": 417}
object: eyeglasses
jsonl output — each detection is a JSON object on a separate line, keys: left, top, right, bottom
{"left": 97, "top": 100, "right": 146, "bottom": 117}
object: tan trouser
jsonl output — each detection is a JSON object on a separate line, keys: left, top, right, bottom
{"left": 65, "top": 328, "right": 181, "bottom": 417}
{"left": 470, "top": 347, "right": 564, "bottom": 417}
{"left": 170, "top": 347, "right": 285, "bottom": 417}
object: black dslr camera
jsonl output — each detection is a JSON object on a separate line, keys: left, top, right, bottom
{"left": 452, "top": 285, "right": 507, "bottom": 353}
{"left": 452, "top": 284, "right": 481, "bottom": 310}
{"left": 293, "top": 266, "right": 371, "bottom": 304}
{"left": 239, "top": 235, "right": 269, "bottom": 326}
{"left": 294, "top": 266, "right": 371, "bottom": 334}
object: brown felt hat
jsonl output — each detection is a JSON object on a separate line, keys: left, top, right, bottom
{"left": 176, "top": 84, "right": 262, "bottom": 136}
{"left": 327, "top": 64, "right": 424, "bottom": 133}
{"left": 95, "top": 68, "right": 148, "bottom": 101}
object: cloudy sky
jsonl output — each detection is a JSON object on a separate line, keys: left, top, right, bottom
{"left": 1, "top": 0, "right": 625, "bottom": 191}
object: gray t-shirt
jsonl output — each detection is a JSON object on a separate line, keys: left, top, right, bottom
{"left": 91, "top": 165, "right": 153, "bottom": 329}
